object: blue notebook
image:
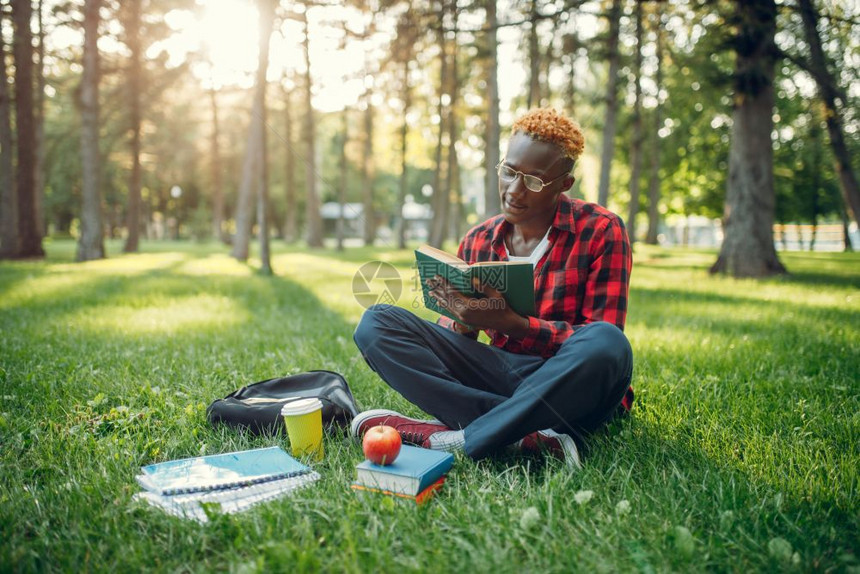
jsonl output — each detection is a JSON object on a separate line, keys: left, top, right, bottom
{"left": 355, "top": 445, "right": 454, "bottom": 496}
{"left": 137, "top": 446, "right": 309, "bottom": 495}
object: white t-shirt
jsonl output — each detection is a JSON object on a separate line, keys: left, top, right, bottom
{"left": 504, "top": 227, "right": 552, "bottom": 266}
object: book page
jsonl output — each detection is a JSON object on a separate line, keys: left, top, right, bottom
{"left": 415, "top": 244, "right": 469, "bottom": 269}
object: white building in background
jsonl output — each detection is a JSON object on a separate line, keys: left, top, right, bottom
{"left": 320, "top": 202, "right": 365, "bottom": 238}
{"left": 319, "top": 197, "right": 434, "bottom": 242}
{"left": 655, "top": 215, "right": 858, "bottom": 252}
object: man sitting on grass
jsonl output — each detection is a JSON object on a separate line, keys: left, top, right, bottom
{"left": 351, "top": 108, "right": 633, "bottom": 467}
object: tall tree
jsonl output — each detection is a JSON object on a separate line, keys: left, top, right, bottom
{"left": 794, "top": 0, "right": 860, "bottom": 228}
{"left": 483, "top": 0, "right": 500, "bottom": 217}
{"left": 526, "top": 0, "right": 541, "bottom": 108}
{"left": 360, "top": 89, "right": 375, "bottom": 246}
{"left": 255, "top": 0, "right": 275, "bottom": 274}
{"left": 429, "top": 2, "right": 451, "bottom": 249}
{"left": 396, "top": 54, "right": 410, "bottom": 250}
{"left": 393, "top": 8, "right": 416, "bottom": 250}
{"left": 302, "top": 10, "right": 323, "bottom": 248}
{"left": 336, "top": 108, "right": 348, "bottom": 252}
{"left": 430, "top": 1, "right": 460, "bottom": 248}
{"left": 710, "top": 0, "right": 785, "bottom": 277}
{"left": 645, "top": 6, "right": 664, "bottom": 245}
{"left": 77, "top": 0, "right": 103, "bottom": 260}
{"left": 626, "top": 0, "right": 644, "bottom": 244}
{"left": 444, "top": 18, "right": 460, "bottom": 245}
{"left": 12, "top": 0, "right": 43, "bottom": 257}
{"left": 233, "top": 0, "right": 276, "bottom": 264}
{"left": 282, "top": 82, "right": 298, "bottom": 242}
{"left": 209, "top": 83, "right": 225, "bottom": 242}
{"left": 34, "top": 0, "right": 44, "bottom": 236}
{"left": 596, "top": 0, "right": 622, "bottom": 207}
{"left": 123, "top": 0, "right": 142, "bottom": 252}
{"left": 0, "top": 6, "right": 17, "bottom": 258}
{"left": 231, "top": 107, "right": 259, "bottom": 258}
{"left": 807, "top": 116, "right": 823, "bottom": 251}
{"left": 561, "top": 28, "right": 581, "bottom": 118}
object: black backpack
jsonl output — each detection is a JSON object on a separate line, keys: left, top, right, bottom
{"left": 207, "top": 370, "right": 360, "bottom": 435}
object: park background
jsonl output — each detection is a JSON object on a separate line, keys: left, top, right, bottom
{"left": 0, "top": 0, "right": 858, "bottom": 572}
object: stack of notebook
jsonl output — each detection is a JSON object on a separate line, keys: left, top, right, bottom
{"left": 351, "top": 445, "right": 454, "bottom": 505}
{"left": 135, "top": 446, "right": 319, "bottom": 522}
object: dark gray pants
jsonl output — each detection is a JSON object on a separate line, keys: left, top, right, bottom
{"left": 353, "top": 304, "right": 633, "bottom": 460}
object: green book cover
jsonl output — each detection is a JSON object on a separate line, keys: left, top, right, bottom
{"left": 414, "top": 244, "right": 536, "bottom": 324}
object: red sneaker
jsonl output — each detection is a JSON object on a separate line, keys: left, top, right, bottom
{"left": 518, "top": 429, "right": 582, "bottom": 469}
{"left": 350, "top": 409, "right": 451, "bottom": 449}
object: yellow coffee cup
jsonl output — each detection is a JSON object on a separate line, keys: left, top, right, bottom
{"left": 281, "top": 398, "right": 324, "bottom": 461}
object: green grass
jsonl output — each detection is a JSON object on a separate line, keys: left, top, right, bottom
{"left": 1, "top": 239, "right": 858, "bottom": 572}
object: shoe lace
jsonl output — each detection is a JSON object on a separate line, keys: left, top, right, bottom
{"left": 400, "top": 430, "right": 426, "bottom": 445}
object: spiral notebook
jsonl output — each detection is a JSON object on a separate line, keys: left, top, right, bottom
{"left": 137, "top": 446, "right": 309, "bottom": 496}
{"left": 135, "top": 470, "right": 321, "bottom": 523}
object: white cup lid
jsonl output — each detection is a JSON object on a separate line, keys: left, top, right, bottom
{"left": 280, "top": 397, "right": 322, "bottom": 416}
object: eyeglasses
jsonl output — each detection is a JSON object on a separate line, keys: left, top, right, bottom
{"left": 496, "top": 160, "right": 570, "bottom": 193}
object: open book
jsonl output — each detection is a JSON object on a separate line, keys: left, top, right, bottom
{"left": 414, "top": 244, "right": 536, "bottom": 323}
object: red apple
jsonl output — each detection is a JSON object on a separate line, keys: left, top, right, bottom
{"left": 362, "top": 425, "right": 402, "bottom": 465}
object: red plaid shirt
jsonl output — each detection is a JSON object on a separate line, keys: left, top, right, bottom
{"left": 437, "top": 194, "right": 634, "bottom": 410}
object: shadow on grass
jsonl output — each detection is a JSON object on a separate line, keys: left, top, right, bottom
{"left": 0, "top": 251, "right": 409, "bottom": 407}
{"left": 770, "top": 269, "right": 860, "bottom": 290}
{"left": 630, "top": 284, "right": 860, "bottom": 321}
{"left": 0, "top": 261, "right": 55, "bottom": 298}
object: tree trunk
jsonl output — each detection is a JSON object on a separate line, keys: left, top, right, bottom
{"left": 256, "top": 112, "right": 271, "bottom": 273}
{"left": 123, "top": 0, "right": 142, "bottom": 253}
{"left": 444, "top": 34, "right": 460, "bottom": 247}
{"left": 0, "top": 7, "right": 17, "bottom": 258}
{"left": 13, "top": 0, "right": 43, "bottom": 258}
{"left": 840, "top": 207, "right": 853, "bottom": 252}
{"left": 256, "top": 116, "right": 272, "bottom": 272}
{"left": 541, "top": 15, "right": 558, "bottom": 104}
{"left": 302, "top": 14, "right": 323, "bottom": 248}
{"left": 34, "top": 0, "right": 44, "bottom": 237}
{"left": 796, "top": 0, "right": 860, "bottom": 227}
{"left": 710, "top": 0, "right": 785, "bottom": 277}
{"left": 563, "top": 34, "right": 577, "bottom": 118}
{"left": 626, "top": 0, "right": 644, "bottom": 245}
{"left": 336, "top": 108, "right": 348, "bottom": 252}
{"left": 396, "top": 57, "right": 410, "bottom": 250}
{"left": 255, "top": 0, "right": 274, "bottom": 274}
{"left": 451, "top": 140, "right": 462, "bottom": 241}
{"left": 210, "top": 85, "right": 225, "bottom": 242}
{"left": 809, "top": 117, "right": 822, "bottom": 252}
{"left": 645, "top": 7, "right": 663, "bottom": 245}
{"left": 231, "top": 104, "right": 260, "bottom": 260}
{"left": 361, "top": 93, "right": 375, "bottom": 246}
{"left": 429, "top": 8, "right": 450, "bottom": 249}
{"left": 76, "top": 0, "right": 102, "bottom": 261}
{"left": 233, "top": 0, "right": 275, "bottom": 261}
{"left": 283, "top": 84, "right": 298, "bottom": 242}
{"left": 483, "top": 0, "right": 500, "bottom": 218}
{"left": 596, "top": 0, "right": 622, "bottom": 207}
{"left": 257, "top": 140, "right": 272, "bottom": 273}
{"left": 527, "top": 0, "right": 540, "bottom": 109}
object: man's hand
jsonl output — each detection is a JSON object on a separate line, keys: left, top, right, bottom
{"left": 427, "top": 275, "right": 530, "bottom": 338}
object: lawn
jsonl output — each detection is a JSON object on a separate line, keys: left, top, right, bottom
{"left": 1, "top": 239, "right": 858, "bottom": 572}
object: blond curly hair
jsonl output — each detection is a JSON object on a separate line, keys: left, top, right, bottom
{"left": 511, "top": 108, "right": 585, "bottom": 161}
